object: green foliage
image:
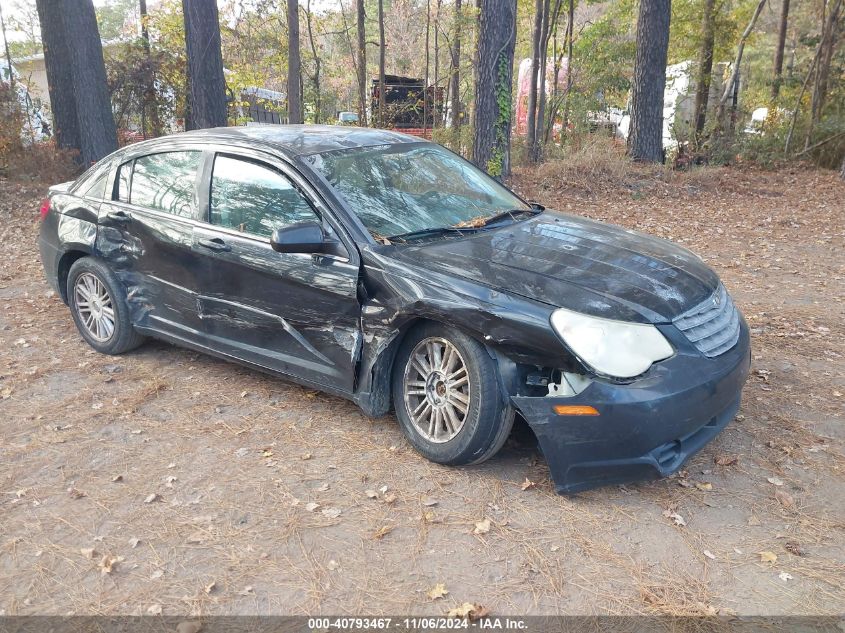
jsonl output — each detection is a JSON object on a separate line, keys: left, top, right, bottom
{"left": 0, "top": 86, "right": 24, "bottom": 167}
{"left": 732, "top": 129, "right": 790, "bottom": 167}
{"left": 487, "top": 52, "right": 514, "bottom": 177}
{"left": 219, "top": 0, "right": 288, "bottom": 102}
{"left": 5, "top": 1, "right": 42, "bottom": 58}
{"left": 804, "top": 117, "right": 845, "bottom": 169}
{"left": 433, "top": 124, "right": 474, "bottom": 157}
{"left": 486, "top": 151, "right": 504, "bottom": 176}
{"left": 728, "top": 0, "right": 845, "bottom": 168}
{"left": 571, "top": 0, "right": 636, "bottom": 111}
{"left": 95, "top": 0, "right": 139, "bottom": 40}
{"left": 146, "top": 0, "right": 190, "bottom": 126}
{"left": 0, "top": 84, "right": 79, "bottom": 181}
{"left": 4, "top": 0, "right": 842, "bottom": 172}
{"left": 103, "top": 40, "right": 175, "bottom": 135}
{"left": 668, "top": 0, "right": 736, "bottom": 64}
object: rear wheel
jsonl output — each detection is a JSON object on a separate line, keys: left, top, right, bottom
{"left": 392, "top": 323, "right": 515, "bottom": 466}
{"left": 67, "top": 257, "right": 145, "bottom": 355}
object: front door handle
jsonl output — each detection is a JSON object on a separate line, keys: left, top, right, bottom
{"left": 106, "top": 210, "right": 130, "bottom": 223}
{"left": 197, "top": 237, "right": 231, "bottom": 252}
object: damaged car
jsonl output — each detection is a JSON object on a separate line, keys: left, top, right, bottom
{"left": 38, "top": 126, "right": 750, "bottom": 493}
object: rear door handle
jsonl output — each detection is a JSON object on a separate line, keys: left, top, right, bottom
{"left": 197, "top": 237, "right": 231, "bottom": 252}
{"left": 106, "top": 211, "right": 130, "bottom": 223}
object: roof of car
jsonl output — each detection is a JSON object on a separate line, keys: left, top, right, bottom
{"left": 166, "top": 125, "right": 426, "bottom": 157}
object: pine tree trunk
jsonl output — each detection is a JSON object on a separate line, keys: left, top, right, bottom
{"left": 139, "top": 0, "right": 161, "bottom": 138}
{"left": 562, "top": 0, "right": 574, "bottom": 127}
{"left": 182, "top": 0, "right": 227, "bottom": 130}
{"left": 183, "top": 71, "right": 193, "bottom": 131}
{"left": 424, "top": 0, "right": 430, "bottom": 131}
{"left": 809, "top": 0, "right": 842, "bottom": 130}
{"left": 526, "top": 0, "right": 543, "bottom": 161}
{"left": 432, "top": 0, "right": 442, "bottom": 127}
{"left": 535, "top": 0, "right": 553, "bottom": 156}
{"left": 628, "top": 0, "right": 671, "bottom": 163}
{"left": 771, "top": 0, "right": 791, "bottom": 101}
{"left": 692, "top": 0, "right": 715, "bottom": 143}
{"left": 61, "top": 0, "right": 118, "bottom": 166}
{"left": 472, "top": 0, "right": 516, "bottom": 177}
{"left": 378, "top": 0, "right": 386, "bottom": 126}
{"left": 450, "top": 0, "right": 462, "bottom": 130}
{"left": 35, "top": 0, "right": 81, "bottom": 154}
{"left": 434, "top": 0, "right": 442, "bottom": 127}
{"left": 356, "top": 0, "right": 368, "bottom": 126}
{"left": 544, "top": 1, "right": 563, "bottom": 143}
{"left": 338, "top": 0, "right": 361, "bottom": 122}
{"left": 287, "top": 0, "right": 303, "bottom": 123}
{"left": 305, "top": 0, "right": 321, "bottom": 123}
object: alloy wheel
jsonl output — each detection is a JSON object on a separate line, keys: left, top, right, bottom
{"left": 402, "top": 337, "right": 471, "bottom": 443}
{"left": 74, "top": 272, "right": 116, "bottom": 342}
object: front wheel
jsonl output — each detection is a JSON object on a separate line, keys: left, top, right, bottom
{"left": 391, "top": 323, "right": 515, "bottom": 466}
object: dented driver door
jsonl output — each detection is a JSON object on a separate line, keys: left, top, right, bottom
{"left": 190, "top": 151, "right": 362, "bottom": 393}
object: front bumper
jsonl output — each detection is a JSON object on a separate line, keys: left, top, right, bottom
{"left": 511, "top": 320, "right": 751, "bottom": 494}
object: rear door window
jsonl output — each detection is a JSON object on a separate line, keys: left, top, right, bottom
{"left": 129, "top": 151, "right": 202, "bottom": 219}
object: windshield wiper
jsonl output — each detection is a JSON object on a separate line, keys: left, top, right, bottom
{"left": 387, "top": 226, "right": 479, "bottom": 243}
{"left": 388, "top": 206, "right": 543, "bottom": 243}
{"left": 473, "top": 206, "right": 543, "bottom": 228}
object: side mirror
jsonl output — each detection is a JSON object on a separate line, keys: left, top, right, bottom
{"left": 270, "top": 221, "right": 325, "bottom": 253}
{"left": 270, "top": 221, "right": 347, "bottom": 258}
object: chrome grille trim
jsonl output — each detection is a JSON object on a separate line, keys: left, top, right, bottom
{"left": 673, "top": 285, "right": 741, "bottom": 357}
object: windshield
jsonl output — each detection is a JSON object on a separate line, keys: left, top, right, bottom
{"left": 304, "top": 143, "right": 531, "bottom": 239}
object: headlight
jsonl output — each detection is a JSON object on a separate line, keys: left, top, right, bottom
{"left": 550, "top": 307, "right": 673, "bottom": 379}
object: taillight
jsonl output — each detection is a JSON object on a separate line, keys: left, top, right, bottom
{"left": 39, "top": 198, "right": 51, "bottom": 220}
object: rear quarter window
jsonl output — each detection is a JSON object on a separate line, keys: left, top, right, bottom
{"left": 80, "top": 172, "right": 109, "bottom": 200}
{"left": 74, "top": 160, "right": 112, "bottom": 200}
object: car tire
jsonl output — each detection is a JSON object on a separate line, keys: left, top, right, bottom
{"left": 392, "top": 323, "right": 515, "bottom": 466}
{"left": 67, "top": 257, "right": 145, "bottom": 355}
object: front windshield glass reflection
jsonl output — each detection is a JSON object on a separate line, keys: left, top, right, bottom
{"left": 305, "top": 143, "right": 529, "bottom": 238}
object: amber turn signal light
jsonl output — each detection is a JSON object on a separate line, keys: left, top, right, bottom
{"left": 553, "top": 405, "right": 600, "bottom": 416}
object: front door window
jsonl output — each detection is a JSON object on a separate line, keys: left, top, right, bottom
{"left": 210, "top": 155, "right": 318, "bottom": 237}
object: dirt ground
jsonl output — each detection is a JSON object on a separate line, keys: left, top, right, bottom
{"left": 1, "top": 165, "right": 843, "bottom": 617}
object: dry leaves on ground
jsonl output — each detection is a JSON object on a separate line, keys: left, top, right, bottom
{"left": 662, "top": 509, "right": 687, "bottom": 527}
{"left": 759, "top": 551, "right": 778, "bottom": 564}
{"left": 446, "top": 603, "right": 489, "bottom": 620}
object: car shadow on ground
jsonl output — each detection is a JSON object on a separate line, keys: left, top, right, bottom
{"left": 133, "top": 337, "right": 546, "bottom": 486}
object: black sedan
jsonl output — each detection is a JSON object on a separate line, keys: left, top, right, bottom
{"left": 38, "top": 125, "right": 750, "bottom": 493}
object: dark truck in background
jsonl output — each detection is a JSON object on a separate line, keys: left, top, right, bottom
{"left": 370, "top": 75, "right": 446, "bottom": 135}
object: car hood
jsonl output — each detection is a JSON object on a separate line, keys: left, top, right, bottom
{"left": 386, "top": 210, "right": 720, "bottom": 323}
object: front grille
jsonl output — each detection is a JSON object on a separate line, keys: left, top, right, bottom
{"left": 673, "top": 284, "right": 740, "bottom": 357}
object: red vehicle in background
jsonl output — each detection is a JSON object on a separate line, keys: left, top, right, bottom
{"left": 514, "top": 57, "right": 569, "bottom": 138}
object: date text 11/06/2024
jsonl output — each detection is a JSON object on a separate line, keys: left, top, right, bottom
{"left": 307, "top": 617, "right": 528, "bottom": 630}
